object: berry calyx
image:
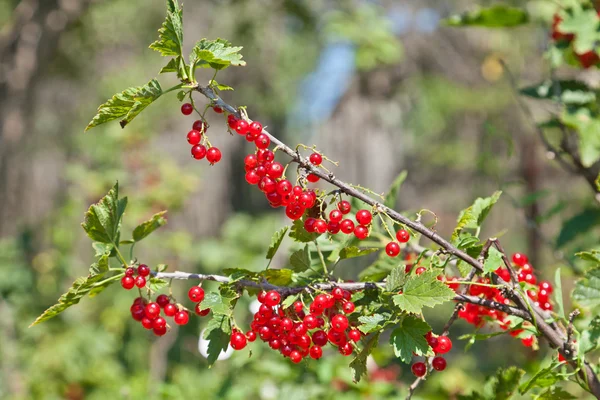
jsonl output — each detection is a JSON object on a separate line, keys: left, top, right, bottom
{"left": 181, "top": 103, "right": 193, "bottom": 115}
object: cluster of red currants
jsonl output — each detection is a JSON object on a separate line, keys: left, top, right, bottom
{"left": 181, "top": 103, "right": 222, "bottom": 164}
{"left": 120, "top": 264, "right": 151, "bottom": 290}
{"left": 411, "top": 332, "right": 452, "bottom": 377}
{"left": 551, "top": 11, "right": 600, "bottom": 68}
{"left": 454, "top": 252, "right": 553, "bottom": 348}
{"left": 303, "top": 202, "right": 373, "bottom": 239}
{"left": 129, "top": 294, "right": 190, "bottom": 336}
{"left": 229, "top": 289, "right": 362, "bottom": 363}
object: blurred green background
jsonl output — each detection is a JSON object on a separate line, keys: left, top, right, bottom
{"left": 1, "top": 0, "right": 598, "bottom": 399}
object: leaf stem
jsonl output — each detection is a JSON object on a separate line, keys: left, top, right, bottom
{"left": 315, "top": 241, "right": 328, "bottom": 276}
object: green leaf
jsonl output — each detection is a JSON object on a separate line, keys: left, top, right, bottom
{"left": 31, "top": 256, "right": 114, "bottom": 326}
{"left": 596, "top": 173, "right": 600, "bottom": 191}
{"left": 280, "top": 293, "right": 300, "bottom": 310}
{"left": 460, "top": 367, "right": 525, "bottom": 400}
{"left": 580, "top": 315, "right": 600, "bottom": 353}
{"left": 210, "top": 79, "right": 234, "bottom": 91}
{"left": 350, "top": 332, "right": 380, "bottom": 383}
{"left": 204, "top": 313, "right": 232, "bottom": 366}
{"left": 385, "top": 266, "right": 407, "bottom": 292}
{"left": 159, "top": 56, "right": 188, "bottom": 81}
{"left": 575, "top": 250, "right": 600, "bottom": 264}
{"left": 339, "top": 246, "right": 379, "bottom": 260}
{"left": 149, "top": 277, "right": 168, "bottom": 292}
{"left": 85, "top": 79, "right": 163, "bottom": 130}
{"left": 222, "top": 268, "right": 257, "bottom": 282}
{"left": 483, "top": 247, "right": 503, "bottom": 274}
{"left": 554, "top": 268, "right": 566, "bottom": 320}
{"left": 536, "top": 387, "right": 576, "bottom": 400}
{"left": 190, "top": 38, "right": 246, "bottom": 71}
{"left": 202, "top": 291, "right": 236, "bottom": 315}
{"left": 520, "top": 80, "right": 596, "bottom": 105}
{"left": 452, "top": 191, "right": 502, "bottom": 240}
{"left": 445, "top": 6, "right": 528, "bottom": 28}
{"left": 81, "top": 183, "right": 127, "bottom": 245}
{"left": 557, "top": 208, "right": 600, "bottom": 247}
{"left": 460, "top": 330, "right": 507, "bottom": 352}
{"left": 92, "top": 242, "right": 113, "bottom": 257}
{"left": 392, "top": 271, "right": 455, "bottom": 314}
{"left": 149, "top": 0, "right": 184, "bottom": 57}
{"left": 573, "top": 267, "right": 600, "bottom": 310}
{"left": 359, "top": 255, "right": 399, "bottom": 282}
{"left": 561, "top": 107, "right": 600, "bottom": 167}
{"left": 289, "top": 220, "right": 318, "bottom": 243}
{"left": 132, "top": 211, "right": 167, "bottom": 242}
{"left": 266, "top": 227, "right": 289, "bottom": 260}
{"left": 156, "top": 264, "right": 168, "bottom": 272}
{"left": 260, "top": 269, "right": 293, "bottom": 286}
{"left": 384, "top": 170, "right": 407, "bottom": 208}
{"left": 358, "top": 313, "right": 390, "bottom": 334}
{"left": 519, "top": 361, "right": 562, "bottom": 394}
{"left": 558, "top": 9, "right": 600, "bottom": 54}
{"left": 289, "top": 245, "right": 311, "bottom": 272}
{"left": 389, "top": 316, "right": 431, "bottom": 363}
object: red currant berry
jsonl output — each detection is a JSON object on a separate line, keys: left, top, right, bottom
{"left": 313, "top": 219, "right": 327, "bottom": 234}
{"left": 137, "top": 264, "right": 150, "bottom": 277}
{"left": 244, "top": 154, "right": 258, "bottom": 169}
{"left": 163, "top": 303, "right": 177, "bottom": 317}
{"left": 194, "top": 303, "right": 210, "bottom": 316}
{"left": 181, "top": 103, "right": 193, "bottom": 115}
{"left": 331, "top": 314, "right": 349, "bottom": 332}
{"left": 312, "top": 330, "right": 328, "bottom": 346}
{"left": 338, "top": 200, "right": 352, "bottom": 214}
{"left": 153, "top": 316, "right": 167, "bottom": 330}
{"left": 539, "top": 281, "right": 553, "bottom": 293}
{"left": 230, "top": 332, "right": 247, "bottom": 350}
{"left": 246, "top": 330, "right": 257, "bottom": 342}
{"left": 277, "top": 180, "right": 293, "bottom": 195}
{"left": 125, "top": 267, "right": 135, "bottom": 277}
{"left": 135, "top": 276, "right": 147, "bottom": 288}
{"left": 259, "top": 176, "right": 277, "bottom": 193}
{"left": 342, "top": 301, "right": 355, "bottom": 314}
{"left": 153, "top": 325, "right": 167, "bottom": 336}
{"left": 267, "top": 162, "right": 284, "bottom": 179}
{"left": 327, "top": 221, "right": 340, "bottom": 234}
{"left": 432, "top": 356, "right": 447, "bottom": 371}
{"left": 191, "top": 144, "right": 207, "bottom": 160}
{"left": 245, "top": 170, "right": 260, "bottom": 185}
{"left": 257, "top": 291, "right": 267, "bottom": 303}
{"left": 144, "top": 303, "right": 161, "bottom": 320}
{"left": 411, "top": 362, "right": 427, "bottom": 377}
{"left": 332, "top": 287, "right": 344, "bottom": 300}
{"left": 141, "top": 317, "right": 154, "bottom": 330}
{"left": 386, "top": 242, "right": 400, "bottom": 257}
{"left": 290, "top": 350, "right": 302, "bottom": 363}
{"left": 174, "top": 310, "right": 189, "bottom": 325}
{"left": 131, "top": 304, "right": 145, "bottom": 321}
{"left": 121, "top": 276, "right": 135, "bottom": 290}
{"left": 304, "top": 217, "right": 316, "bottom": 233}
{"left": 255, "top": 134, "right": 270, "bottom": 149}
{"left": 434, "top": 336, "right": 452, "bottom": 354}
{"left": 356, "top": 210, "right": 372, "bottom": 225}
{"left": 188, "top": 286, "right": 205, "bottom": 303}
{"left": 396, "top": 229, "right": 410, "bottom": 243}
{"left": 348, "top": 329, "right": 361, "bottom": 342}
{"left": 309, "top": 345, "right": 323, "bottom": 359}
{"left": 354, "top": 225, "right": 369, "bottom": 240}
{"left": 309, "top": 153, "right": 323, "bottom": 165}
{"left": 206, "top": 147, "right": 222, "bottom": 164}
{"left": 329, "top": 210, "right": 343, "bottom": 223}
{"left": 415, "top": 267, "right": 426, "bottom": 275}
{"left": 235, "top": 120, "right": 249, "bottom": 135}
{"left": 340, "top": 219, "right": 355, "bottom": 234}
{"left": 303, "top": 314, "right": 318, "bottom": 329}
{"left": 156, "top": 294, "right": 170, "bottom": 308}
{"left": 512, "top": 252, "right": 528, "bottom": 267}
{"left": 307, "top": 173, "right": 319, "bottom": 183}
{"left": 264, "top": 290, "right": 281, "bottom": 307}
{"left": 522, "top": 336, "right": 534, "bottom": 347}
{"left": 212, "top": 105, "right": 223, "bottom": 113}
{"left": 188, "top": 119, "right": 207, "bottom": 132}
{"left": 249, "top": 121, "right": 263, "bottom": 136}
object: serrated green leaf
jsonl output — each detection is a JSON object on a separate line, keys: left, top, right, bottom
{"left": 132, "top": 211, "right": 167, "bottom": 242}
{"left": 156, "top": 264, "right": 168, "bottom": 272}
{"left": 461, "top": 367, "right": 525, "bottom": 400}
{"left": 204, "top": 313, "right": 232, "bottom": 366}
{"left": 222, "top": 268, "right": 257, "bottom": 282}
{"left": 558, "top": 9, "right": 600, "bottom": 54}
{"left": 575, "top": 250, "right": 600, "bottom": 264}
{"left": 202, "top": 291, "right": 236, "bottom": 315}
{"left": 86, "top": 79, "right": 163, "bottom": 130}
{"left": 580, "top": 315, "right": 600, "bottom": 353}
{"left": 149, "top": 277, "right": 168, "bottom": 292}
{"left": 573, "top": 267, "right": 600, "bottom": 310}
{"left": 31, "top": 256, "right": 114, "bottom": 326}
{"left": 290, "top": 245, "right": 311, "bottom": 272}
{"left": 520, "top": 80, "right": 596, "bottom": 105}
{"left": 190, "top": 38, "right": 246, "bottom": 71}
{"left": 266, "top": 227, "right": 288, "bottom": 260}
{"left": 260, "top": 269, "right": 293, "bottom": 286}
{"left": 445, "top": 6, "right": 528, "bottom": 28}
{"left": 149, "top": 0, "right": 184, "bottom": 57}
{"left": 389, "top": 316, "right": 431, "bottom": 363}
{"left": 289, "top": 220, "right": 318, "bottom": 243}
{"left": 561, "top": 107, "right": 600, "bottom": 167}
{"left": 556, "top": 208, "right": 600, "bottom": 247}
{"left": 210, "top": 79, "right": 234, "bottom": 91}
{"left": 519, "top": 361, "right": 562, "bottom": 394}
{"left": 350, "top": 332, "right": 380, "bottom": 383}
{"left": 92, "top": 242, "right": 113, "bottom": 257}
{"left": 384, "top": 170, "right": 407, "bottom": 208}
{"left": 483, "top": 247, "right": 503, "bottom": 274}
{"left": 536, "top": 387, "right": 576, "bottom": 400}
{"left": 159, "top": 56, "right": 188, "bottom": 80}
{"left": 176, "top": 90, "right": 186, "bottom": 102}
{"left": 392, "top": 271, "right": 455, "bottom": 314}
{"left": 81, "top": 183, "right": 127, "bottom": 245}
{"left": 281, "top": 293, "right": 300, "bottom": 310}
{"left": 452, "top": 191, "right": 502, "bottom": 240}
{"left": 358, "top": 313, "right": 389, "bottom": 334}
{"left": 339, "top": 246, "right": 379, "bottom": 260}
{"left": 386, "top": 266, "right": 407, "bottom": 292}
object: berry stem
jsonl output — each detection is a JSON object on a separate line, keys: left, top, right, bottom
{"left": 314, "top": 241, "right": 329, "bottom": 276}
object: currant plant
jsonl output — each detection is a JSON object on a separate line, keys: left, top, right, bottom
{"left": 31, "top": 1, "right": 600, "bottom": 399}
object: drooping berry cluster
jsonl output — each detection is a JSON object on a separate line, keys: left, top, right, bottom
{"left": 120, "top": 264, "right": 151, "bottom": 289}
{"left": 411, "top": 331, "right": 452, "bottom": 377}
{"left": 453, "top": 252, "right": 553, "bottom": 348}
{"left": 551, "top": 11, "right": 600, "bottom": 68}
{"left": 181, "top": 103, "right": 222, "bottom": 164}
{"left": 129, "top": 293, "right": 190, "bottom": 336}
{"left": 229, "top": 289, "right": 363, "bottom": 363}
